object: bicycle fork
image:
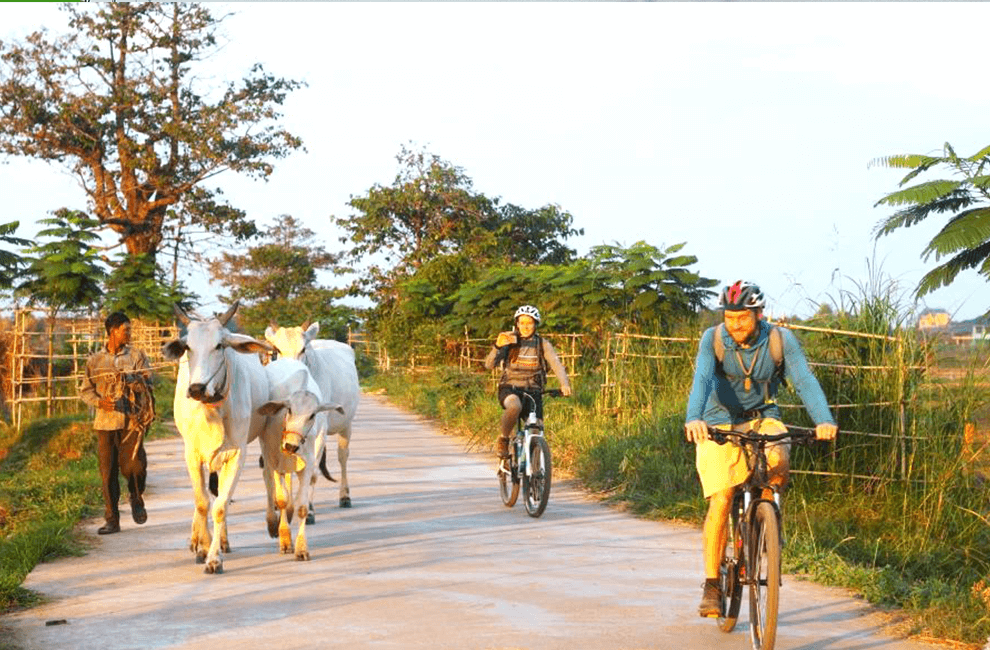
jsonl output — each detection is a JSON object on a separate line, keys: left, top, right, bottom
{"left": 517, "top": 411, "right": 540, "bottom": 479}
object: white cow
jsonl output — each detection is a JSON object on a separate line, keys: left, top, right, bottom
{"left": 162, "top": 302, "right": 274, "bottom": 575}
{"left": 265, "top": 322, "right": 360, "bottom": 510}
{"left": 258, "top": 359, "right": 343, "bottom": 560}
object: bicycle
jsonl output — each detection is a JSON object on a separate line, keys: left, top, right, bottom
{"left": 706, "top": 423, "right": 818, "bottom": 650}
{"left": 497, "top": 389, "right": 562, "bottom": 518}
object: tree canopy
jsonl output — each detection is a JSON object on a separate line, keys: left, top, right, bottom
{"left": 0, "top": 2, "right": 304, "bottom": 284}
{"left": 15, "top": 208, "right": 106, "bottom": 317}
{"left": 872, "top": 142, "right": 990, "bottom": 312}
{"left": 0, "top": 221, "right": 30, "bottom": 291}
{"left": 209, "top": 214, "right": 356, "bottom": 339}
{"left": 333, "top": 144, "right": 583, "bottom": 300}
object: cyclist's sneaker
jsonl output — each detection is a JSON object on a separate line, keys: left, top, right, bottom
{"left": 498, "top": 456, "right": 512, "bottom": 475}
{"left": 698, "top": 580, "right": 721, "bottom": 618}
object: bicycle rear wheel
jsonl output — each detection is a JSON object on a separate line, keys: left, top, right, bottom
{"left": 749, "top": 501, "right": 781, "bottom": 650}
{"left": 498, "top": 451, "right": 519, "bottom": 507}
{"left": 717, "top": 503, "right": 744, "bottom": 632}
{"left": 522, "top": 435, "right": 551, "bottom": 517}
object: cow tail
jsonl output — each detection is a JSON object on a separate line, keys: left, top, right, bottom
{"left": 319, "top": 446, "right": 336, "bottom": 482}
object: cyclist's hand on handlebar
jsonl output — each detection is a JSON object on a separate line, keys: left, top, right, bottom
{"left": 495, "top": 331, "right": 517, "bottom": 348}
{"left": 685, "top": 420, "right": 708, "bottom": 444}
{"left": 815, "top": 422, "right": 838, "bottom": 441}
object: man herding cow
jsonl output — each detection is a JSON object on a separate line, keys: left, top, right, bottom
{"left": 79, "top": 312, "right": 156, "bottom": 535}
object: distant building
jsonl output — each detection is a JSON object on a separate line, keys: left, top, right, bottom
{"left": 918, "top": 308, "right": 951, "bottom": 330}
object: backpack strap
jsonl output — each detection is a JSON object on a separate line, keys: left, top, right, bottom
{"left": 713, "top": 324, "right": 726, "bottom": 362}
{"left": 768, "top": 325, "right": 783, "bottom": 368}
{"left": 537, "top": 334, "right": 549, "bottom": 389}
{"left": 713, "top": 323, "right": 783, "bottom": 367}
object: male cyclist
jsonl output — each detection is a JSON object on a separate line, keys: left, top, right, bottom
{"left": 684, "top": 281, "right": 837, "bottom": 617}
{"left": 484, "top": 305, "right": 572, "bottom": 467}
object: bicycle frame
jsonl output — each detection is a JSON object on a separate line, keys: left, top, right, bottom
{"left": 710, "top": 424, "right": 817, "bottom": 649}
{"left": 516, "top": 396, "right": 544, "bottom": 480}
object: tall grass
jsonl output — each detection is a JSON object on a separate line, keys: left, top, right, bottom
{"left": 366, "top": 279, "right": 990, "bottom": 645}
{"left": 0, "top": 416, "right": 102, "bottom": 613}
{"left": 0, "top": 371, "right": 179, "bottom": 615}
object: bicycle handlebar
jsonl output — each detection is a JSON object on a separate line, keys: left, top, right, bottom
{"left": 706, "top": 426, "right": 818, "bottom": 446}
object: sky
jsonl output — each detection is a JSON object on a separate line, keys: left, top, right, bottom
{"left": 2, "top": 2, "right": 989, "bottom": 323}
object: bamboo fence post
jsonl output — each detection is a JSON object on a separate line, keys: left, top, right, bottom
{"left": 45, "top": 308, "right": 54, "bottom": 418}
{"left": 897, "top": 335, "right": 907, "bottom": 481}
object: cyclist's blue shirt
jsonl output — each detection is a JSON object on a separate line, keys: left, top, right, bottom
{"left": 685, "top": 320, "right": 836, "bottom": 427}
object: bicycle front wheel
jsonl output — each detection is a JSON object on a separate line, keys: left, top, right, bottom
{"left": 522, "top": 435, "right": 551, "bottom": 517}
{"left": 749, "top": 501, "right": 781, "bottom": 650}
{"left": 498, "top": 453, "right": 519, "bottom": 508}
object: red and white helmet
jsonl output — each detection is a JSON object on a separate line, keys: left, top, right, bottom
{"left": 513, "top": 304, "right": 542, "bottom": 325}
{"left": 719, "top": 281, "right": 766, "bottom": 311}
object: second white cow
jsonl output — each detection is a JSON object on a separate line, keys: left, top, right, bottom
{"left": 265, "top": 322, "right": 360, "bottom": 509}
{"left": 258, "top": 358, "right": 343, "bottom": 560}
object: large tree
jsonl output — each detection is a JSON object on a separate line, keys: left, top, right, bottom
{"left": 0, "top": 3, "right": 303, "bottom": 278}
{"left": 872, "top": 142, "right": 990, "bottom": 311}
{"left": 333, "top": 144, "right": 583, "bottom": 299}
{"left": 209, "top": 214, "right": 356, "bottom": 339}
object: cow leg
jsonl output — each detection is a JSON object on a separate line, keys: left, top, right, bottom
{"left": 275, "top": 473, "right": 292, "bottom": 554}
{"left": 306, "top": 434, "right": 325, "bottom": 525}
{"left": 183, "top": 450, "right": 211, "bottom": 564}
{"left": 338, "top": 426, "right": 352, "bottom": 508}
{"left": 261, "top": 451, "right": 279, "bottom": 539}
{"left": 293, "top": 468, "right": 312, "bottom": 561}
{"left": 205, "top": 447, "right": 244, "bottom": 575}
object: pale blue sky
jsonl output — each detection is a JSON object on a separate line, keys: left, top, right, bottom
{"left": 2, "top": 2, "right": 989, "bottom": 321}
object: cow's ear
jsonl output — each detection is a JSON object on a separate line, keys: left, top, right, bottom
{"left": 257, "top": 401, "right": 286, "bottom": 416}
{"left": 225, "top": 333, "right": 276, "bottom": 355}
{"left": 305, "top": 321, "right": 320, "bottom": 341}
{"left": 162, "top": 339, "right": 188, "bottom": 360}
{"left": 286, "top": 368, "right": 309, "bottom": 392}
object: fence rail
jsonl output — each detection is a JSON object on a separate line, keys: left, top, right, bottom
{"left": 3, "top": 309, "right": 178, "bottom": 430}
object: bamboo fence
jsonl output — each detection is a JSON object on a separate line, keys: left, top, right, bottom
{"left": 3, "top": 308, "right": 178, "bottom": 430}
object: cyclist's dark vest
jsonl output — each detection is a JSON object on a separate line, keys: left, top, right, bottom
{"left": 498, "top": 334, "right": 548, "bottom": 391}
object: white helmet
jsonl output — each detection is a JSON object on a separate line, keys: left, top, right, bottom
{"left": 513, "top": 305, "right": 542, "bottom": 325}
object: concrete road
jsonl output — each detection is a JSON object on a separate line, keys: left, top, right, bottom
{"left": 2, "top": 394, "right": 950, "bottom": 650}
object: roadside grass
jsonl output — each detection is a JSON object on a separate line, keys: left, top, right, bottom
{"left": 0, "top": 372, "right": 179, "bottom": 614}
{"left": 0, "top": 415, "right": 102, "bottom": 613}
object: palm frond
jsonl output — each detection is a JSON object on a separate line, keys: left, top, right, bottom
{"left": 967, "top": 144, "right": 990, "bottom": 162}
{"left": 915, "top": 241, "right": 990, "bottom": 297}
{"left": 875, "top": 179, "right": 964, "bottom": 208}
{"left": 873, "top": 189, "right": 975, "bottom": 237}
{"left": 868, "top": 153, "right": 937, "bottom": 170}
{"left": 921, "top": 208, "right": 990, "bottom": 260}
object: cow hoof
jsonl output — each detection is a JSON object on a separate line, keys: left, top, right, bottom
{"left": 267, "top": 519, "right": 278, "bottom": 538}
{"left": 306, "top": 512, "right": 315, "bottom": 525}
{"left": 339, "top": 497, "right": 351, "bottom": 508}
{"left": 195, "top": 550, "right": 207, "bottom": 564}
{"left": 295, "top": 551, "right": 310, "bottom": 561}
{"left": 204, "top": 560, "right": 223, "bottom": 575}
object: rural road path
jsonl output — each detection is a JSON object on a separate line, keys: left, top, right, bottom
{"left": 2, "top": 394, "right": 950, "bottom": 650}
